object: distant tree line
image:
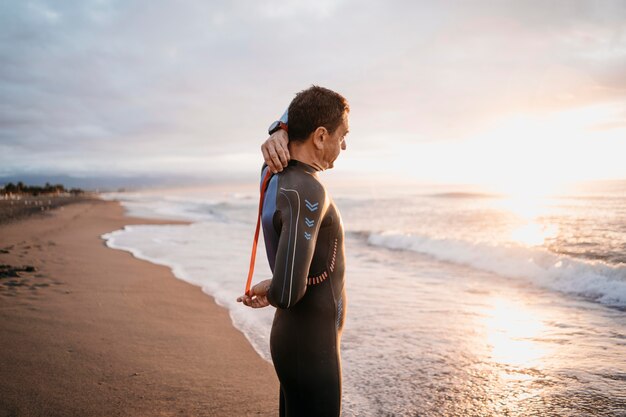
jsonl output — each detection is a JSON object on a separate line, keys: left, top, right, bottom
{"left": 0, "top": 182, "right": 84, "bottom": 196}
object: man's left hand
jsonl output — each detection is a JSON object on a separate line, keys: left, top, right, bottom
{"left": 261, "top": 130, "right": 290, "bottom": 173}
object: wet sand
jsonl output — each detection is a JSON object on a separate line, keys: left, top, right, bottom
{"left": 0, "top": 198, "right": 278, "bottom": 417}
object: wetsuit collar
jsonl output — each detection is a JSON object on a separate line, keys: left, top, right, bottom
{"left": 289, "top": 159, "right": 319, "bottom": 174}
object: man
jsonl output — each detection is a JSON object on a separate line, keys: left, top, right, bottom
{"left": 237, "top": 85, "right": 349, "bottom": 417}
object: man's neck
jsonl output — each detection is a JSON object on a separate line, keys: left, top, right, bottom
{"left": 288, "top": 142, "right": 325, "bottom": 171}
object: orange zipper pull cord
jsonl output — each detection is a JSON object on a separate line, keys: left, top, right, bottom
{"left": 245, "top": 168, "right": 273, "bottom": 295}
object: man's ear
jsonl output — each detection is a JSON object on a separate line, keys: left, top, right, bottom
{"left": 312, "top": 126, "right": 328, "bottom": 150}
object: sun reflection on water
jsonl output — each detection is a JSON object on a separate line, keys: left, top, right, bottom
{"left": 481, "top": 296, "right": 551, "bottom": 367}
{"left": 495, "top": 195, "right": 548, "bottom": 220}
{"left": 510, "top": 222, "right": 559, "bottom": 246}
{"left": 486, "top": 189, "right": 562, "bottom": 248}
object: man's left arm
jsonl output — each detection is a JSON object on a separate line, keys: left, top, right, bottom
{"left": 262, "top": 109, "right": 290, "bottom": 173}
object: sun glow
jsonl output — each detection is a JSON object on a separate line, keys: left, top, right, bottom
{"left": 462, "top": 104, "right": 626, "bottom": 195}
{"left": 494, "top": 194, "right": 550, "bottom": 220}
{"left": 357, "top": 103, "right": 626, "bottom": 192}
{"left": 480, "top": 297, "right": 551, "bottom": 367}
{"left": 510, "top": 222, "right": 559, "bottom": 247}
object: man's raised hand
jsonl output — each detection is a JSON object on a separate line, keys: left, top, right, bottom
{"left": 261, "top": 130, "right": 290, "bottom": 173}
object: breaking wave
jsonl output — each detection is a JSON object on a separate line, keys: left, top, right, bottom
{"left": 366, "top": 231, "right": 626, "bottom": 309}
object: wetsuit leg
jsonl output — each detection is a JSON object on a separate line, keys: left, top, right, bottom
{"left": 270, "top": 285, "right": 341, "bottom": 417}
{"left": 279, "top": 387, "right": 286, "bottom": 417}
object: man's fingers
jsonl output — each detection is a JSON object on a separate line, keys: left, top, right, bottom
{"left": 275, "top": 146, "right": 289, "bottom": 167}
{"left": 262, "top": 142, "right": 281, "bottom": 173}
{"left": 239, "top": 294, "right": 263, "bottom": 308}
{"left": 283, "top": 148, "right": 290, "bottom": 166}
{"left": 250, "top": 296, "right": 269, "bottom": 308}
{"left": 262, "top": 140, "right": 282, "bottom": 173}
{"left": 243, "top": 295, "right": 253, "bottom": 306}
{"left": 261, "top": 130, "right": 290, "bottom": 173}
{"left": 261, "top": 144, "right": 271, "bottom": 168}
{"left": 277, "top": 135, "right": 290, "bottom": 166}
{"left": 238, "top": 287, "right": 270, "bottom": 308}
{"left": 268, "top": 147, "right": 283, "bottom": 173}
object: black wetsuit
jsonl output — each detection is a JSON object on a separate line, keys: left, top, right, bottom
{"left": 261, "top": 160, "right": 346, "bottom": 417}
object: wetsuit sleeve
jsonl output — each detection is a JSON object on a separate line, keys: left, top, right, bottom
{"left": 278, "top": 108, "right": 288, "bottom": 124}
{"left": 266, "top": 179, "right": 325, "bottom": 309}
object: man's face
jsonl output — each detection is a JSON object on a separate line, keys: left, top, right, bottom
{"left": 323, "top": 112, "right": 349, "bottom": 170}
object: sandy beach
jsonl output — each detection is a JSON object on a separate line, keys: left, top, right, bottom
{"left": 0, "top": 198, "right": 278, "bottom": 417}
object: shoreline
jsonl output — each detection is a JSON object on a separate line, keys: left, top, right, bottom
{"left": 0, "top": 198, "right": 278, "bottom": 416}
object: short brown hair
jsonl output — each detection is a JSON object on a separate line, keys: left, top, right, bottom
{"left": 287, "top": 85, "right": 349, "bottom": 142}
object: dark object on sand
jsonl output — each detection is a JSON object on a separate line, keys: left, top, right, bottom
{"left": 0, "top": 264, "right": 37, "bottom": 279}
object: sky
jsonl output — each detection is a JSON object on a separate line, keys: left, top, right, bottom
{"left": 1, "top": 0, "right": 625, "bottom": 189}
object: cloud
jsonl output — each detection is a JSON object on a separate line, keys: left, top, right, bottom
{"left": 0, "top": 0, "right": 625, "bottom": 181}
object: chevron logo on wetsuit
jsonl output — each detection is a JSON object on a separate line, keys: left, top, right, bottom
{"left": 305, "top": 199, "right": 319, "bottom": 212}
{"left": 304, "top": 217, "right": 315, "bottom": 227}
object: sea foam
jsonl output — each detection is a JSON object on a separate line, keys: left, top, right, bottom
{"left": 366, "top": 231, "right": 626, "bottom": 308}
{"left": 101, "top": 222, "right": 276, "bottom": 361}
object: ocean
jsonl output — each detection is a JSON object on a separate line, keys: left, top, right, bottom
{"left": 101, "top": 177, "right": 626, "bottom": 416}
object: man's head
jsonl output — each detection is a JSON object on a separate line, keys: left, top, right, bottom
{"left": 288, "top": 85, "right": 350, "bottom": 170}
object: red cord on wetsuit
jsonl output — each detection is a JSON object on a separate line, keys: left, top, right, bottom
{"left": 245, "top": 168, "right": 273, "bottom": 296}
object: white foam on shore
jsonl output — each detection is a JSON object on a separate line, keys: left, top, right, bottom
{"left": 101, "top": 222, "right": 275, "bottom": 362}
{"left": 367, "top": 231, "right": 626, "bottom": 308}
